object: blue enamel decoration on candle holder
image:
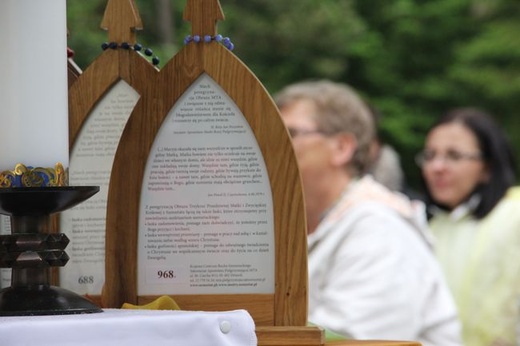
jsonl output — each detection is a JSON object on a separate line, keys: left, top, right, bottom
{"left": 0, "top": 163, "right": 68, "bottom": 188}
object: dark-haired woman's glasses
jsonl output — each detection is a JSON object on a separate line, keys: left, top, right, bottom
{"left": 415, "top": 150, "right": 483, "bottom": 167}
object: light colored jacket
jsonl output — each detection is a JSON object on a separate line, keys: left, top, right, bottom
{"left": 430, "top": 187, "right": 520, "bottom": 346}
{"left": 308, "top": 176, "right": 462, "bottom": 346}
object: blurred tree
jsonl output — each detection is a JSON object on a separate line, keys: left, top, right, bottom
{"left": 67, "top": 1, "right": 107, "bottom": 66}
{"left": 344, "top": 0, "right": 480, "bottom": 190}
{"left": 67, "top": 0, "right": 182, "bottom": 69}
{"left": 66, "top": 0, "right": 520, "bottom": 190}
{"left": 219, "top": 0, "right": 364, "bottom": 92}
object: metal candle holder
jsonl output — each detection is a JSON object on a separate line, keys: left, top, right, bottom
{"left": 0, "top": 186, "right": 103, "bottom": 316}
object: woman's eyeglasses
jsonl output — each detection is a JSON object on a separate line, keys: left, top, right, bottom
{"left": 415, "top": 150, "right": 483, "bottom": 167}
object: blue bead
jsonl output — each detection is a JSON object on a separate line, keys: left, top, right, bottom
{"left": 193, "top": 35, "right": 201, "bottom": 43}
{"left": 134, "top": 43, "right": 143, "bottom": 51}
{"left": 184, "top": 35, "right": 192, "bottom": 45}
{"left": 228, "top": 43, "right": 235, "bottom": 51}
{"left": 121, "top": 42, "right": 130, "bottom": 49}
{"left": 152, "top": 57, "right": 160, "bottom": 65}
{"left": 204, "top": 35, "right": 212, "bottom": 43}
{"left": 109, "top": 42, "right": 118, "bottom": 49}
{"left": 223, "top": 37, "right": 231, "bottom": 45}
{"left": 101, "top": 42, "right": 109, "bottom": 50}
{"left": 215, "top": 34, "right": 223, "bottom": 42}
{"left": 144, "top": 48, "right": 153, "bottom": 56}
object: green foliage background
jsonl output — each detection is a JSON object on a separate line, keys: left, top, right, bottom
{"left": 67, "top": 0, "right": 520, "bottom": 192}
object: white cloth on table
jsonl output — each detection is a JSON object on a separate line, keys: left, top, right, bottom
{"left": 0, "top": 308, "right": 257, "bottom": 346}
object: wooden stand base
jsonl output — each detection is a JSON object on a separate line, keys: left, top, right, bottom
{"left": 255, "top": 326, "right": 421, "bottom": 346}
{"left": 256, "top": 326, "right": 324, "bottom": 346}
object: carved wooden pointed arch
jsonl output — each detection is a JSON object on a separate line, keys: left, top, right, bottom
{"left": 68, "top": 49, "right": 158, "bottom": 144}
{"left": 104, "top": 41, "right": 308, "bottom": 328}
{"left": 63, "top": 0, "right": 159, "bottom": 305}
{"left": 69, "top": 0, "right": 151, "bottom": 144}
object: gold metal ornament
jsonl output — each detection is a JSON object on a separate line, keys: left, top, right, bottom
{"left": 0, "top": 163, "right": 68, "bottom": 188}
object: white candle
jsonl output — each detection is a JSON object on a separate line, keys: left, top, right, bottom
{"left": 0, "top": 0, "right": 69, "bottom": 171}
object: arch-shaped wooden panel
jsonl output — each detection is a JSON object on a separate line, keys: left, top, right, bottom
{"left": 104, "top": 42, "right": 308, "bottom": 327}
{"left": 62, "top": 49, "right": 158, "bottom": 302}
{"left": 68, "top": 49, "right": 158, "bottom": 145}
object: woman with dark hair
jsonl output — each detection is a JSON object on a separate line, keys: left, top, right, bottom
{"left": 417, "top": 107, "right": 520, "bottom": 346}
